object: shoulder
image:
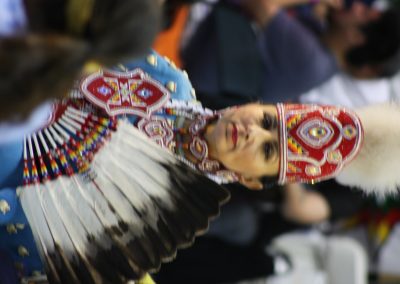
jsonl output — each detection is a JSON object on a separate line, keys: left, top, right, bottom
{"left": 120, "top": 50, "right": 197, "bottom": 102}
{"left": 0, "top": 102, "right": 53, "bottom": 144}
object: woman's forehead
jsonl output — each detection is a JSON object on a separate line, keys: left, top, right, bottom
{"left": 243, "top": 103, "right": 277, "bottom": 113}
{"left": 262, "top": 104, "right": 278, "bottom": 114}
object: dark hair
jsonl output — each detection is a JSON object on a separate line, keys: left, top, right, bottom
{"left": 162, "top": 0, "right": 203, "bottom": 29}
{"left": 345, "top": 7, "right": 400, "bottom": 77}
{"left": 260, "top": 175, "right": 279, "bottom": 190}
{"left": 0, "top": 0, "right": 161, "bottom": 120}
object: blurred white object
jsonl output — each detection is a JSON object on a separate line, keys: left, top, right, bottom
{"left": 300, "top": 72, "right": 400, "bottom": 108}
{"left": 0, "top": 101, "right": 53, "bottom": 144}
{"left": 265, "top": 232, "right": 368, "bottom": 284}
{"left": 378, "top": 223, "right": 400, "bottom": 275}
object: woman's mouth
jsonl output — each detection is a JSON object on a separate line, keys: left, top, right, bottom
{"left": 231, "top": 123, "right": 238, "bottom": 148}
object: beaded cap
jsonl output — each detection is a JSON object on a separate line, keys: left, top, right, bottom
{"left": 277, "top": 103, "right": 364, "bottom": 185}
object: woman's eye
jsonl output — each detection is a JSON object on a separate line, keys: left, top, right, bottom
{"left": 264, "top": 142, "right": 273, "bottom": 160}
{"left": 262, "top": 113, "right": 273, "bottom": 130}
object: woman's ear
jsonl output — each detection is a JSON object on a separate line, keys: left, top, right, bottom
{"left": 239, "top": 176, "right": 263, "bottom": 191}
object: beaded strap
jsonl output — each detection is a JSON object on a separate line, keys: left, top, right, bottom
{"left": 22, "top": 99, "right": 116, "bottom": 185}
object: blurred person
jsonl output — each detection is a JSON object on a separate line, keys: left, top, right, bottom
{"left": 154, "top": 179, "right": 368, "bottom": 284}
{"left": 300, "top": 71, "right": 400, "bottom": 108}
{"left": 152, "top": 3, "right": 400, "bottom": 281}
{"left": 180, "top": 0, "right": 400, "bottom": 109}
{"left": 296, "top": 36, "right": 400, "bottom": 283}
{"left": 0, "top": 0, "right": 161, "bottom": 121}
{"left": 154, "top": 0, "right": 203, "bottom": 67}
{"left": 151, "top": 1, "right": 400, "bottom": 280}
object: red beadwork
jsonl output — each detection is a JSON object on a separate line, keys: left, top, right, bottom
{"left": 277, "top": 104, "right": 364, "bottom": 185}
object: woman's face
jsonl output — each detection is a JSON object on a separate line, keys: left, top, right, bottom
{"left": 205, "top": 103, "right": 280, "bottom": 188}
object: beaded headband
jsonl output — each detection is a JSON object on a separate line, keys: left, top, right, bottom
{"left": 277, "top": 103, "right": 364, "bottom": 185}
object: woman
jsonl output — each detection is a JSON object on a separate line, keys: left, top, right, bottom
{"left": 0, "top": 51, "right": 396, "bottom": 283}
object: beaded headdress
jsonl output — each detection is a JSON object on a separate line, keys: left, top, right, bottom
{"left": 276, "top": 103, "right": 364, "bottom": 185}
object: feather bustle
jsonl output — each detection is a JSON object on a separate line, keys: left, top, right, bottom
{"left": 18, "top": 118, "right": 230, "bottom": 283}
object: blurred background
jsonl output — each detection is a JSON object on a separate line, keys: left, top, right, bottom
{"left": 152, "top": 0, "right": 400, "bottom": 283}
{"left": 1, "top": 0, "right": 400, "bottom": 283}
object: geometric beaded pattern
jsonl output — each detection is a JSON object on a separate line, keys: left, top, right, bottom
{"left": 277, "top": 103, "right": 364, "bottom": 185}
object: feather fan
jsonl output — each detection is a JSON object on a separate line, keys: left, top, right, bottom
{"left": 17, "top": 99, "right": 230, "bottom": 284}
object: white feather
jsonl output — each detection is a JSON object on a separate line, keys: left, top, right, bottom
{"left": 92, "top": 151, "right": 154, "bottom": 210}
{"left": 115, "top": 144, "right": 174, "bottom": 195}
{"left": 18, "top": 110, "right": 230, "bottom": 283}
{"left": 41, "top": 179, "right": 91, "bottom": 255}
{"left": 117, "top": 119, "right": 175, "bottom": 164}
{"left": 72, "top": 174, "right": 146, "bottom": 244}
{"left": 336, "top": 103, "right": 400, "bottom": 196}
{"left": 53, "top": 177, "right": 112, "bottom": 251}
{"left": 90, "top": 171, "right": 145, "bottom": 235}
{"left": 72, "top": 175, "right": 125, "bottom": 229}
{"left": 29, "top": 182, "right": 79, "bottom": 264}
{"left": 91, "top": 124, "right": 176, "bottom": 209}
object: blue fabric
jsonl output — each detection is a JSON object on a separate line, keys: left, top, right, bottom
{"left": 0, "top": 249, "right": 19, "bottom": 284}
{"left": 120, "top": 50, "right": 196, "bottom": 127}
{"left": 0, "top": 141, "right": 23, "bottom": 187}
{"left": 344, "top": 0, "right": 375, "bottom": 8}
{"left": 0, "top": 141, "right": 44, "bottom": 278}
{"left": 122, "top": 50, "right": 195, "bottom": 102}
{"left": 0, "top": 51, "right": 195, "bottom": 280}
{"left": 207, "top": 200, "right": 258, "bottom": 245}
{"left": 258, "top": 11, "right": 338, "bottom": 102}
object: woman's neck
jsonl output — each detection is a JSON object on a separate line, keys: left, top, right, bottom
{"left": 172, "top": 115, "right": 210, "bottom": 166}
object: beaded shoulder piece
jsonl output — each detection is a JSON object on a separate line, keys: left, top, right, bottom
{"left": 77, "top": 63, "right": 238, "bottom": 184}
{"left": 22, "top": 97, "right": 115, "bottom": 185}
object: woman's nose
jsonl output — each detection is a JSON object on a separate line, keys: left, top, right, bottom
{"left": 237, "top": 124, "right": 249, "bottom": 140}
{"left": 248, "top": 124, "right": 273, "bottom": 140}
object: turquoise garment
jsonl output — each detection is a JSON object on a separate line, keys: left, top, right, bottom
{"left": 0, "top": 142, "right": 44, "bottom": 279}
{"left": 120, "top": 50, "right": 195, "bottom": 102}
{"left": 0, "top": 50, "right": 196, "bottom": 281}
{"left": 117, "top": 50, "right": 198, "bottom": 127}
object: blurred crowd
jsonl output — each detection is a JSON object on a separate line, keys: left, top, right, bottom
{"left": 152, "top": 0, "right": 400, "bottom": 283}
{"left": 1, "top": 0, "right": 400, "bottom": 283}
